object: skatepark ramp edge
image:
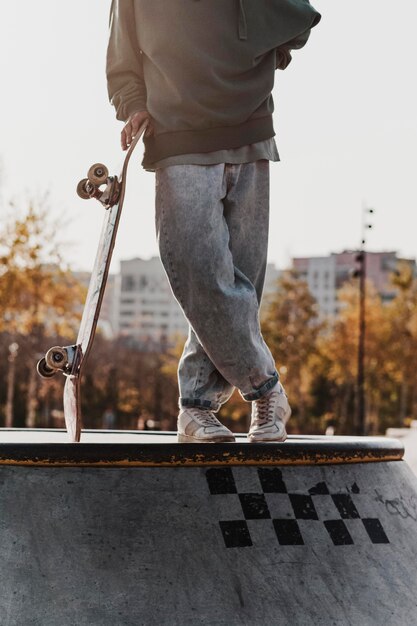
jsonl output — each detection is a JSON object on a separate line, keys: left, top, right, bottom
{"left": 0, "top": 429, "right": 405, "bottom": 467}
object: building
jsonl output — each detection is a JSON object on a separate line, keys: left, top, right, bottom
{"left": 114, "top": 257, "right": 281, "bottom": 347}
{"left": 264, "top": 263, "right": 282, "bottom": 296}
{"left": 293, "top": 251, "right": 416, "bottom": 318}
{"left": 116, "top": 257, "right": 188, "bottom": 347}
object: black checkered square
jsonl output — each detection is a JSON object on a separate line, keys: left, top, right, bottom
{"left": 219, "top": 521, "right": 252, "bottom": 548}
{"left": 206, "top": 467, "right": 389, "bottom": 549}
{"left": 273, "top": 519, "right": 304, "bottom": 545}
{"left": 239, "top": 493, "right": 271, "bottom": 519}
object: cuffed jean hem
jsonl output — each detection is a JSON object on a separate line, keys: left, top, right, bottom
{"left": 241, "top": 371, "right": 279, "bottom": 402}
{"left": 179, "top": 398, "right": 222, "bottom": 412}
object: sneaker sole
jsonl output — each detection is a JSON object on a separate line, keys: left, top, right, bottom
{"left": 247, "top": 429, "right": 287, "bottom": 443}
{"left": 177, "top": 434, "right": 236, "bottom": 443}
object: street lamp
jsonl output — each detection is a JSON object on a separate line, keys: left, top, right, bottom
{"left": 5, "top": 342, "right": 19, "bottom": 428}
{"left": 355, "top": 205, "right": 374, "bottom": 435}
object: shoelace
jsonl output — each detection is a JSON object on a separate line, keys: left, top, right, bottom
{"left": 190, "top": 408, "right": 221, "bottom": 428}
{"left": 252, "top": 394, "right": 277, "bottom": 426}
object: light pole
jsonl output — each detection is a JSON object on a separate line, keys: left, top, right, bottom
{"left": 5, "top": 342, "right": 19, "bottom": 428}
{"left": 355, "top": 205, "right": 374, "bottom": 435}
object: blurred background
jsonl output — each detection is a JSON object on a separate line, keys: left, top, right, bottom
{"left": 0, "top": 2, "right": 416, "bottom": 446}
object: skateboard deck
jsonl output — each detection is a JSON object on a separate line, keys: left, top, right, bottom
{"left": 37, "top": 123, "right": 147, "bottom": 442}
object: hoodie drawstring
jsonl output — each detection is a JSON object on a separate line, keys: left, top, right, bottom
{"left": 238, "top": 0, "right": 248, "bottom": 40}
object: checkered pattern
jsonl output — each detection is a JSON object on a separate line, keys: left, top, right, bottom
{"left": 205, "top": 467, "right": 390, "bottom": 549}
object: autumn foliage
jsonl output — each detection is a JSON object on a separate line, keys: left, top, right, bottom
{"left": 1, "top": 202, "right": 416, "bottom": 434}
{"left": 261, "top": 266, "right": 417, "bottom": 435}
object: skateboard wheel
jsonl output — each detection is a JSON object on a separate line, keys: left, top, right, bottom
{"left": 37, "top": 357, "right": 57, "bottom": 379}
{"left": 45, "top": 346, "right": 68, "bottom": 370}
{"left": 77, "top": 178, "right": 91, "bottom": 200}
{"left": 87, "top": 163, "right": 108, "bottom": 186}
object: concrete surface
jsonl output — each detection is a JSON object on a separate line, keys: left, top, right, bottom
{"left": 386, "top": 424, "right": 417, "bottom": 476}
{"left": 0, "top": 432, "right": 416, "bottom": 625}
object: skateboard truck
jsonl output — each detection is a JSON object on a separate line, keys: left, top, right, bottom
{"left": 76, "top": 163, "right": 121, "bottom": 209}
{"left": 37, "top": 345, "right": 78, "bottom": 378}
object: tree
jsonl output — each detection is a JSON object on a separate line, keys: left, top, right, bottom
{"left": 261, "top": 270, "right": 322, "bottom": 431}
{"left": 0, "top": 198, "right": 84, "bottom": 335}
{"left": 384, "top": 262, "right": 417, "bottom": 425}
{"left": 315, "top": 280, "right": 393, "bottom": 434}
{"left": 0, "top": 198, "right": 85, "bottom": 426}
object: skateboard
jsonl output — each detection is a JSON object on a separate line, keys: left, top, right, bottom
{"left": 37, "top": 122, "right": 147, "bottom": 442}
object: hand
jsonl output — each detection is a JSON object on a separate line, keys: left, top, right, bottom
{"left": 121, "top": 111, "right": 153, "bottom": 151}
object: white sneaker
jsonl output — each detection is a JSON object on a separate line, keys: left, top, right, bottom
{"left": 248, "top": 382, "right": 291, "bottom": 442}
{"left": 177, "top": 407, "right": 235, "bottom": 443}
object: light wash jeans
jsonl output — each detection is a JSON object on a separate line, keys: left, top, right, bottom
{"left": 155, "top": 161, "right": 278, "bottom": 412}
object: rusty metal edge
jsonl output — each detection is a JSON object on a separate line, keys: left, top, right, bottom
{"left": 0, "top": 438, "right": 404, "bottom": 467}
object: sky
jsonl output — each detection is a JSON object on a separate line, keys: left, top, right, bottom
{"left": 0, "top": 1, "right": 416, "bottom": 273}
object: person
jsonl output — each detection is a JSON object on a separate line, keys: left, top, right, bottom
{"left": 102, "top": 407, "right": 117, "bottom": 429}
{"left": 106, "top": 0, "right": 321, "bottom": 443}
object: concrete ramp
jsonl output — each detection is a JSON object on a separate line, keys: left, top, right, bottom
{"left": 0, "top": 430, "right": 416, "bottom": 625}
